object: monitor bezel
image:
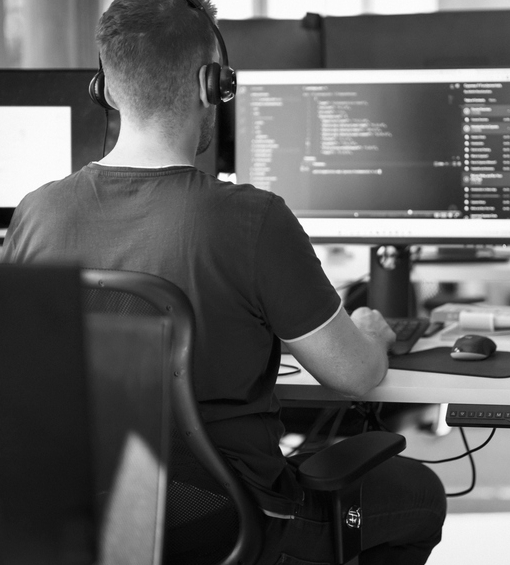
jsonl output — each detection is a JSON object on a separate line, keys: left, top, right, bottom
{"left": 0, "top": 69, "right": 109, "bottom": 232}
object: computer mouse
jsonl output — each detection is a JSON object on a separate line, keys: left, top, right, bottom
{"left": 450, "top": 334, "right": 497, "bottom": 361}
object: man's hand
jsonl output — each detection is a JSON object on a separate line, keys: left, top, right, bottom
{"left": 350, "top": 307, "right": 396, "bottom": 353}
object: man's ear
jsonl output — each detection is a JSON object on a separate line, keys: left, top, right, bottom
{"left": 198, "top": 65, "right": 211, "bottom": 108}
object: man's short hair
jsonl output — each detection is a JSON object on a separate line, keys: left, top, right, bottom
{"left": 96, "top": 0, "right": 217, "bottom": 123}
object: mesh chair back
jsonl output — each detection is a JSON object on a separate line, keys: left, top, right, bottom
{"left": 87, "top": 313, "right": 170, "bottom": 565}
{"left": 81, "top": 269, "right": 264, "bottom": 565}
{"left": 84, "top": 288, "right": 161, "bottom": 316}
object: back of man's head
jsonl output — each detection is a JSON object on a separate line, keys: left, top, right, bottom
{"left": 96, "top": 0, "right": 217, "bottom": 125}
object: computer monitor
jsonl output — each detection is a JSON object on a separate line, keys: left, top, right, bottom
{"left": 235, "top": 67, "right": 510, "bottom": 316}
{"left": 0, "top": 70, "right": 113, "bottom": 233}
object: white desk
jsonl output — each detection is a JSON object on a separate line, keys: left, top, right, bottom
{"left": 275, "top": 245, "right": 510, "bottom": 406}
{"left": 276, "top": 331, "right": 510, "bottom": 406}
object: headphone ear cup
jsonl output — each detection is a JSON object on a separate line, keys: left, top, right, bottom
{"left": 219, "top": 66, "right": 236, "bottom": 103}
{"left": 89, "top": 68, "right": 114, "bottom": 110}
{"left": 205, "top": 62, "right": 222, "bottom": 105}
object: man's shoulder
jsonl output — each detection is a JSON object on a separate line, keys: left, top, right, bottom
{"left": 202, "top": 174, "right": 284, "bottom": 211}
{"left": 21, "top": 168, "right": 88, "bottom": 205}
{"left": 17, "top": 168, "right": 97, "bottom": 220}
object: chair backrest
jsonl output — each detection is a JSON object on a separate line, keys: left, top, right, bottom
{"left": 81, "top": 269, "right": 264, "bottom": 565}
{"left": 0, "top": 264, "right": 96, "bottom": 565}
{"left": 84, "top": 314, "right": 170, "bottom": 565}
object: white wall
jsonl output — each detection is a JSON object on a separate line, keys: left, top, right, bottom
{"left": 100, "top": 0, "right": 510, "bottom": 19}
{"left": 216, "top": 0, "right": 510, "bottom": 18}
{"left": 439, "top": 0, "right": 510, "bottom": 8}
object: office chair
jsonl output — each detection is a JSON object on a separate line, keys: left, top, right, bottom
{"left": 81, "top": 269, "right": 406, "bottom": 565}
{"left": 84, "top": 302, "right": 170, "bottom": 563}
{"left": 0, "top": 264, "right": 96, "bottom": 565}
{"left": 81, "top": 268, "right": 264, "bottom": 565}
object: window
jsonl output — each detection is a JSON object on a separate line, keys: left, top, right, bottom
{"left": 215, "top": 0, "right": 254, "bottom": 19}
{"left": 218, "top": 0, "right": 440, "bottom": 18}
{"left": 2, "top": 0, "right": 510, "bottom": 69}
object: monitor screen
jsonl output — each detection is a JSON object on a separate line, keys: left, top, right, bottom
{"left": 235, "top": 67, "right": 510, "bottom": 245}
{"left": 0, "top": 70, "right": 112, "bottom": 232}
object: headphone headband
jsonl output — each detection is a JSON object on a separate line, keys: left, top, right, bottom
{"left": 186, "top": 0, "right": 236, "bottom": 104}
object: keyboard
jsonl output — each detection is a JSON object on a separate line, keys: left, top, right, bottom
{"left": 386, "top": 317, "right": 430, "bottom": 356}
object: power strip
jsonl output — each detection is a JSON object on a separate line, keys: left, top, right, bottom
{"left": 446, "top": 404, "right": 510, "bottom": 428}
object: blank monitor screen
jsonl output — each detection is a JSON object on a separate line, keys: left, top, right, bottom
{"left": 0, "top": 70, "right": 110, "bottom": 231}
{"left": 235, "top": 67, "right": 510, "bottom": 245}
{"left": 0, "top": 105, "right": 72, "bottom": 208}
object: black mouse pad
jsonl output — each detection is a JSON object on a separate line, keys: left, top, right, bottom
{"left": 389, "top": 347, "right": 510, "bottom": 378}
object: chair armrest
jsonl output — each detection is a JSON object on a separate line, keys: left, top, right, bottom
{"left": 296, "top": 431, "right": 406, "bottom": 491}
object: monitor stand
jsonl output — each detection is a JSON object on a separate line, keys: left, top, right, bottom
{"left": 367, "top": 245, "right": 415, "bottom": 318}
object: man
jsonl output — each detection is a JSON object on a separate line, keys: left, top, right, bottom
{"left": 2, "top": 1, "right": 446, "bottom": 563}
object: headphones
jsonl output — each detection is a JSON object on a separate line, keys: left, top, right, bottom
{"left": 89, "top": 0, "right": 236, "bottom": 110}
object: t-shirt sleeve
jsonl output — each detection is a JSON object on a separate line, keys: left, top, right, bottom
{"left": 254, "top": 194, "right": 341, "bottom": 341}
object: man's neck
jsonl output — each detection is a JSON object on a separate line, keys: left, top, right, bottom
{"left": 98, "top": 119, "right": 197, "bottom": 168}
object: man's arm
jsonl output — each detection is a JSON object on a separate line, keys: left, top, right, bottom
{"left": 284, "top": 306, "right": 396, "bottom": 399}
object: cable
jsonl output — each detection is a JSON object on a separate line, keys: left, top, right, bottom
{"left": 399, "top": 427, "right": 496, "bottom": 498}
{"left": 400, "top": 427, "right": 496, "bottom": 465}
{"left": 369, "top": 403, "right": 497, "bottom": 464}
{"left": 367, "top": 403, "right": 496, "bottom": 497}
{"left": 102, "top": 109, "right": 109, "bottom": 157}
{"left": 447, "top": 427, "right": 477, "bottom": 497}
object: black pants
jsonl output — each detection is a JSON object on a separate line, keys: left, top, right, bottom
{"left": 261, "top": 456, "right": 447, "bottom": 565}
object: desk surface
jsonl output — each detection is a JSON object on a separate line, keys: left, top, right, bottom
{"left": 277, "top": 246, "right": 510, "bottom": 405}
{"left": 276, "top": 331, "right": 510, "bottom": 406}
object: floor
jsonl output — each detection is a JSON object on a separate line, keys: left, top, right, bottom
{"left": 428, "top": 512, "right": 510, "bottom": 564}
{"left": 403, "top": 421, "right": 510, "bottom": 563}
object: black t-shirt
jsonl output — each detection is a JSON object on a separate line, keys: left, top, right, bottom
{"left": 3, "top": 163, "right": 341, "bottom": 513}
